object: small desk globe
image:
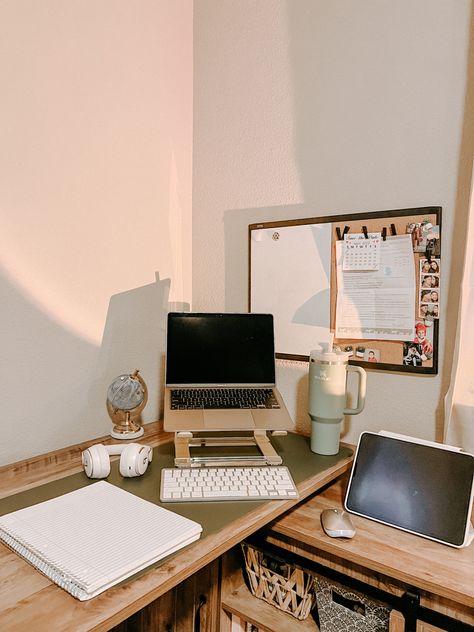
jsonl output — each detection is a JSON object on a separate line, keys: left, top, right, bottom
{"left": 106, "top": 370, "right": 148, "bottom": 440}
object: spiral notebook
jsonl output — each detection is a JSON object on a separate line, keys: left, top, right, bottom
{"left": 0, "top": 481, "right": 202, "bottom": 600}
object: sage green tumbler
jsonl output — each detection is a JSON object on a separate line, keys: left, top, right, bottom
{"left": 308, "top": 346, "right": 367, "bottom": 455}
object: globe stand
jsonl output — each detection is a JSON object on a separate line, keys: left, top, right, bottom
{"left": 106, "top": 370, "right": 148, "bottom": 441}
{"left": 109, "top": 410, "right": 145, "bottom": 440}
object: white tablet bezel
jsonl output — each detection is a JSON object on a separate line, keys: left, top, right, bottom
{"left": 344, "top": 431, "right": 474, "bottom": 548}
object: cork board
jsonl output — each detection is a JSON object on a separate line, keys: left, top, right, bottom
{"left": 249, "top": 207, "right": 441, "bottom": 374}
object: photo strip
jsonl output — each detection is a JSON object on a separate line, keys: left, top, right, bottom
{"left": 419, "top": 258, "right": 440, "bottom": 320}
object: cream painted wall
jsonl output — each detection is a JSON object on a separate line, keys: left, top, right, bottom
{"left": 0, "top": 1, "right": 193, "bottom": 465}
{"left": 193, "top": 1, "right": 473, "bottom": 444}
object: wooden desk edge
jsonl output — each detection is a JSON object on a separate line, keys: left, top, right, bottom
{"left": 266, "top": 478, "right": 474, "bottom": 611}
{"left": 0, "top": 426, "right": 354, "bottom": 632}
{"left": 0, "top": 421, "right": 172, "bottom": 499}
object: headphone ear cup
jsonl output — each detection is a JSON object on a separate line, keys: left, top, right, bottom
{"left": 82, "top": 444, "right": 111, "bottom": 479}
{"left": 119, "top": 444, "right": 150, "bottom": 477}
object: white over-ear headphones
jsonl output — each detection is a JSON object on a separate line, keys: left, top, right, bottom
{"left": 81, "top": 443, "right": 153, "bottom": 479}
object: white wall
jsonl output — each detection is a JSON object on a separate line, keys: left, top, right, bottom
{"left": 0, "top": 1, "right": 193, "bottom": 465}
{"left": 2, "top": 1, "right": 471, "bottom": 466}
{"left": 193, "top": 1, "right": 473, "bottom": 443}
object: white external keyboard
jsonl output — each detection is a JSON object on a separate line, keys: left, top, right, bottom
{"left": 160, "top": 466, "right": 299, "bottom": 502}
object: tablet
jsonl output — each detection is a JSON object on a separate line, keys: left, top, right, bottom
{"left": 344, "top": 431, "right": 474, "bottom": 548}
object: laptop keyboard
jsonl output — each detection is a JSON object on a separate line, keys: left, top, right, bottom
{"left": 170, "top": 388, "right": 280, "bottom": 410}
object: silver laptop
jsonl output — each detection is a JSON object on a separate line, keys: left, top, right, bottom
{"left": 164, "top": 312, "right": 294, "bottom": 432}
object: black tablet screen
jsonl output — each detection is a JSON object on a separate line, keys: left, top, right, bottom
{"left": 345, "top": 433, "right": 474, "bottom": 546}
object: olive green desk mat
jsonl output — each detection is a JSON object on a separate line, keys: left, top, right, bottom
{"left": 0, "top": 434, "right": 352, "bottom": 583}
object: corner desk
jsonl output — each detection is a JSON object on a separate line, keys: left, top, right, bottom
{"left": 0, "top": 422, "right": 472, "bottom": 632}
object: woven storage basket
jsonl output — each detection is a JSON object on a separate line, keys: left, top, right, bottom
{"left": 241, "top": 542, "right": 315, "bottom": 621}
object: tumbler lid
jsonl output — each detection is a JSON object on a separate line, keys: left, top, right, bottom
{"left": 310, "top": 342, "right": 350, "bottom": 363}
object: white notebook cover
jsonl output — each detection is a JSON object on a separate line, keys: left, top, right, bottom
{"left": 0, "top": 481, "right": 202, "bottom": 600}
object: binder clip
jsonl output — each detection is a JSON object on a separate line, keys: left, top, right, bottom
{"left": 336, "top": 226, "right": 350, "bottom": 240}
{"left": 362, "top": 226, "right": 368, "bottom": 239}
{"left": 390, "top": 223, "right": 397, "bottom": 236}
{"left": 381, "top": 227, "right": 387, "bottom": 241}
{"left": 425, "top": 240, "right": 434, "bottom": 263}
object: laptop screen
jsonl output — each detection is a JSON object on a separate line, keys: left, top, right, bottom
{"left": 166, "top": 313, "right": 276, "bottom": 386}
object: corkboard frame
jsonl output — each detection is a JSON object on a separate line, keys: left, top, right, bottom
{"left": 249, "top": 206, "right": 441, "bottom": 374}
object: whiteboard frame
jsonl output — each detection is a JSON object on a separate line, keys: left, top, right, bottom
{"left": 248, "top": 207, "right": 441, "bottom": 374}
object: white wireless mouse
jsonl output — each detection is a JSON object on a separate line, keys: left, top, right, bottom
{"left": 321, "top": 508, "right": 356, "bottom": 538}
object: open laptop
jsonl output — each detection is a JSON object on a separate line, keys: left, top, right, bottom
{"left": 163, "top": 312, "right": 294, "bottom": 432}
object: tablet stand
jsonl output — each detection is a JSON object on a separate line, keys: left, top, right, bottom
{"left": 174, "top": 430, "right": 285, "bottom": 467}
{"left": 466, "top": 524, "right": 474, "bottom": 547}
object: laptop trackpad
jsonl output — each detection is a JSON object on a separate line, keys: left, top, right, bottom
{"left": 203, "top": 409, "right": 255, "bottom": 430}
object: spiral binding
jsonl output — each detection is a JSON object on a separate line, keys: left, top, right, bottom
{"left": 0, "top": 481, "right": 203, "bottom": 601}
{"left": 0, "top": 526, "right": 90, "bottom": 600}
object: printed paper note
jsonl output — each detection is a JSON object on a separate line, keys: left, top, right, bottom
{"left": 335, "top": 235, "right": 415, "bottom": 341}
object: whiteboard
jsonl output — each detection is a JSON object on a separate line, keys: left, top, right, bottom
{"left": 250, "top": 222, "right": 332, "bottom": 356}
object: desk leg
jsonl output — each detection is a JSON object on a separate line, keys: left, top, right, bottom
{"left": 402, "top": 591, "right": 420, "bottom": 632}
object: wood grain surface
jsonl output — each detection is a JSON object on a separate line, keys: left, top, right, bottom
{"left": 0, "top": 424, "right": 353, "bottom": 632}
{"left": 265, "top": 476, "right": 474, "bottom": 625}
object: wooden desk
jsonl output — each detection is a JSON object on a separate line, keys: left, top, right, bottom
{"left": 2, "top": 426, "right": 471, "bottom": 631}
{"left": 0, "top": 423, "right": 353, "bottom": 632}
{"left": 259, "top": 476, "right": 473, "bottom": 631}
{"left": 219, "top": 477, "right": 472, "bottom": 631}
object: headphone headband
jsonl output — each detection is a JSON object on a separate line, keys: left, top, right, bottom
{"left": 81, "top": 442, "right": 153, "bottom": 479}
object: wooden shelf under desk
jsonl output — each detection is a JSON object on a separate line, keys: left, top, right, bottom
{"left": 220, "top": 546, "right": 319, "bottom": 632}
{"left": 222, "top": 583, "right": 319, "bottom": 632}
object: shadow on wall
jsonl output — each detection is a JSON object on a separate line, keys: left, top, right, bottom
{"left": 0, "top": 271, "right": 182, "bottom": 466}
{"left": 219, "top": 3, "right": 474, "bottom": 446}
{"left": 445, "top": 403, "right": 474, "bottom": 451}
{"left": 88, "top": 273, "right": 175, "bottom": 434}
{"left": 1, "top": 268, "right": 99, "bottom": 464}
{"left": 224, "top": 203, "right": 335, "bottom": 437}
{"left": 285, "top": 1, "right": 474, "bottom": 443}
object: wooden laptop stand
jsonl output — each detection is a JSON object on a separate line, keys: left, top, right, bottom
{"left": 174, "top": 430, "right": 286, "bottom": 467}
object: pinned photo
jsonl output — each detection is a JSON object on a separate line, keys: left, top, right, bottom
{"left": 421, "top": 274, "right": 439, "bottom": 289}
{"left": 414, "top": 321, "right": 433, "bottom": 361}
{"left": 420, "top": 258, "right": 440, "bottom": 275}
{"left": 419, "top": 303, "right": 439, "bottom": 320}
{"left": 421, "top": 290, "right": 434, "bottom": 303}
{"left": 364, "top": 348, "right": 379, "bottom": 363}
{"left": 408, "top": 223, "right": 440, "bottom": 255}
{"left": 403, "top": 342, "right": 423, "bottom": 367}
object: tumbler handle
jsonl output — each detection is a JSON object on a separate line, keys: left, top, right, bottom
{"left": 343, "top": 366, "right": 367, "bottom": 415}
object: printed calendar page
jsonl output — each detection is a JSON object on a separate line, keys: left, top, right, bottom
{"left": 343, "top": 232, "right": 381, "bottom": 271}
